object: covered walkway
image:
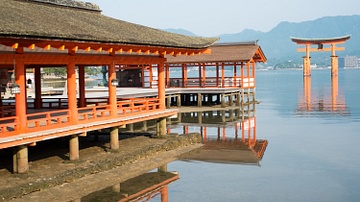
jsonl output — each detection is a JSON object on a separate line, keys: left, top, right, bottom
{"left": 0, "top": 0, "right": 217, "bottom": 173}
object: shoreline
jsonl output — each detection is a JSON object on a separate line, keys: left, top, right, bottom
{"left": 0, "top": 133, "right": 202, "bottom": 201}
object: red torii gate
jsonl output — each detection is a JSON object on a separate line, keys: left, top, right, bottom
{"left": 291, "top": 35, "right": 351, "bottom": 76}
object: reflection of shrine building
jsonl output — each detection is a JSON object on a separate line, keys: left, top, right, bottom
{"left": 297, "top": 76, "right": 349, "bottom": 115}
{"left": 81, "top": 170, "right": 178, "bottom": 202}
{"left": 168, "top": 103, "right": 268, "bottom": 165}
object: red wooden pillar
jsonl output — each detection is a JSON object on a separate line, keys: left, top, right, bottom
{"left": 201, "top": 63, "right": 206, "bottom": 87}
{"left": 241, "top": 121, "right": 245, "bottom": 142}
{"left": 108, "top": 62, "right": 117, "bottom": 116}
{"left": 303, "top": 44, "right": 311, "bottom": 76}
{"left": 158, "top": 60, "right": 166, "bottom": 110}
{"left": 239, "top": 62, "right": 244, "bottom": 87}
{"left": 78, "top": 65, "right": 86, "bottom": 107}
{"left": 183, "top": 125, "right": 188, "bottom": 134}
{"left": 221, "top": 63, "right": 225, "bottom": 87}
{"left": 149, "top": 65, "right": 153, "bottom": 88}
{"left": 182, "top": 64, "right": 187, "bottom": 87}
{"left": 161, "top": 186, "right": 169, "bottom": 202}
{"left": 234, "top": 62, "right": 237, "bottom": 87}
{"left": 203, "top": 126, "right": 207, "bottom": 140}
{"left": 141, "top": 65, "right": 145, "bottom": 88}
{"left": 252, "top": 61, "right": 256, "bottom": 88}
{"left": 34, "top": 66, "right": 42, "bottom": 109}
{"left": 253, "top": 117, "right": 257, "bottom": 146}
{"left": 216, "top": 63, "right": 219, "bottom": 87}
{"left": 165, "top": 63, "right": 170, "bottom": 87}
{"left": 157, "top": 60, "right": 167, "bottom": 137}
{"left": 331, "top": 43, "right": 338, "bottom": 76}
{"left": 246, "top": 62, "right": 250, "bottom": 80}
{"left": 331, "top": 75, "right": 338, "bottom": 111}
{"left": 14, "top": 49, "right": 27, "bottom": 132}
{"left": 198, "top": 63, "right": 202, "bottom": 87}
{"left": 67, "top": 55, "right": 78, "bottom": 124}
{"left": 222, "top": 127, "right": 226, "bottom": 142}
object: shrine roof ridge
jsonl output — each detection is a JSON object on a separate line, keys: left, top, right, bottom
{"left": 28, "top": 0, "right": 101, "bottom": 12}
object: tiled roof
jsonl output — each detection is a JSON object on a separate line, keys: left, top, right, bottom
{"left": 166, "top": 41, "right": 267, "bottom": 63}
{"left": 0, "top": 0, "right": 218, "bottom": 49}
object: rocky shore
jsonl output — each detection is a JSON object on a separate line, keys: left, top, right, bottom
{"left": 0, "top": 133, "right": 202, "bottom": 201}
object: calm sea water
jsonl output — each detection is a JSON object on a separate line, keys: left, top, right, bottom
{"left": 84, "top": 69, "right": 360, "bottom": 202}
{"left": 164, "top": 69, "right": 360, "bottom": 202}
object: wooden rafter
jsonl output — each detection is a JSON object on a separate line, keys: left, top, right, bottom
{"left": 0, "top": 37, "right": 211, "bottom": 57}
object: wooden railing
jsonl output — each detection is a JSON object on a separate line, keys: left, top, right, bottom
{"left": 0, "top": 116, "right": 19, "bottom": 136}
{"left": 0, "top": 105, "right": 16, "bottom": 117}
{"left": 168, "top": 77, "right": 254, "bottom": 88}
{"left": 0, "top": 98, "right": 161, "bottom": 138}
{"left": 26, "top": 109, "right": 71, "bottom": 132}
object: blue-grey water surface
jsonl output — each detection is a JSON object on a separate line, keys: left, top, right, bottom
{"left": 83, "top": 69, "right": 360, "bottom": 202}
{"left": 164, "top": 69, "right": 360, "bottom": 202}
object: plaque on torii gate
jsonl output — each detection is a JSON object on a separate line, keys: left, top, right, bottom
{"left": 291, "top": 35, "right": 351, "bottom": 76}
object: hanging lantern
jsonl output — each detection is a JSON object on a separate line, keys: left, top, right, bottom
{"left": 111, "top": 78, "right": 119, "bottom": 86}
{"left": 9, "top": 83, "right": 20, "bottom": 94}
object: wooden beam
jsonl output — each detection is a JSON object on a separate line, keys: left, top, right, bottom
{"left": 201, "top": 48, "right": 212, "bottom": 54}
{"left": 11, "top": 43, "right": 19, "bottom": 49}
{"left": 0, "top": 37, "right": 212, "bottom": 58}
{"left": 0, "top": 53, "right": 165, "bottom": 65}
{"left": 297, "top": 47, "right": 345, "bottom": 52}
{"left": 44, "top": 44, "right": 51, "bottom": 50}
{"left": 28, "top": 44, "right": 36, "bottom": 49}
{"left": 58, "top": 45, "right": 66, "bottom": 51}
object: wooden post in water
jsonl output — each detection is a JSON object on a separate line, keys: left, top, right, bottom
{"left": 229, "top": 93, "right": 233, "bottom": 106}
{"left": 221, "top": 93, "right": 226, "bottom": 107}
{"left": 157, "top": 118, "right": 167, "bottom": 136}
{"left": 69, "top": 135, "right": 79, "bottom": 161}
{"left": 158, "top": 164, "right": 168, "bottom": 172}
{"left": 143, "top": 120, "right": 148, "bottom": 131}
{"left": 110, "top": 127, "right": 119, "bottom": 150}
{"left": 197, "top": 93, "right": 202, "bottom": 107}
{"left": 13, "top": 145, "right": 28, "bottom": 173}
{"left": 177, "top": 94, "right": 181, "bottom": 107}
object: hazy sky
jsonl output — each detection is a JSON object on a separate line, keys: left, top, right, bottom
{"left": 89, "top": 0, "right": 359, "bottom": 37}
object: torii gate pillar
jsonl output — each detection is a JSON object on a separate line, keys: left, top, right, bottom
{"left": 330, "top": 44, "right": 339, "bottom": 76}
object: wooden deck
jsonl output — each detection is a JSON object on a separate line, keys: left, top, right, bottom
{"left": 0, "top": 96, "right": 176, "bottom": 149}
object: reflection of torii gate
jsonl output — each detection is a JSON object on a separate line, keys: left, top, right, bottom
{"left": 291, "top": 35, "right": 351, "bottom": 76}
{"left": 298, "top": 76, "right": 347, "bottom": 113}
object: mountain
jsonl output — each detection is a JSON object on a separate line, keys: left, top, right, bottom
{"left": 161, "top": 28, "right": 197, "bottom": 36}
{"left": 219, "top": 15, "right": 360, "bottom": 65}
{"left": 164, "top": 15, "right": 360, "bottom": 66}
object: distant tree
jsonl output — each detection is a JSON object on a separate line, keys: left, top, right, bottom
{"left": 42, "top": 67, "right": 66, "bottom": 77}
{"left": 42, "top": 66, "right": 102, "bottom": 77}
{"left": 84, "top": 66, "right": 102, "bottom": 76}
